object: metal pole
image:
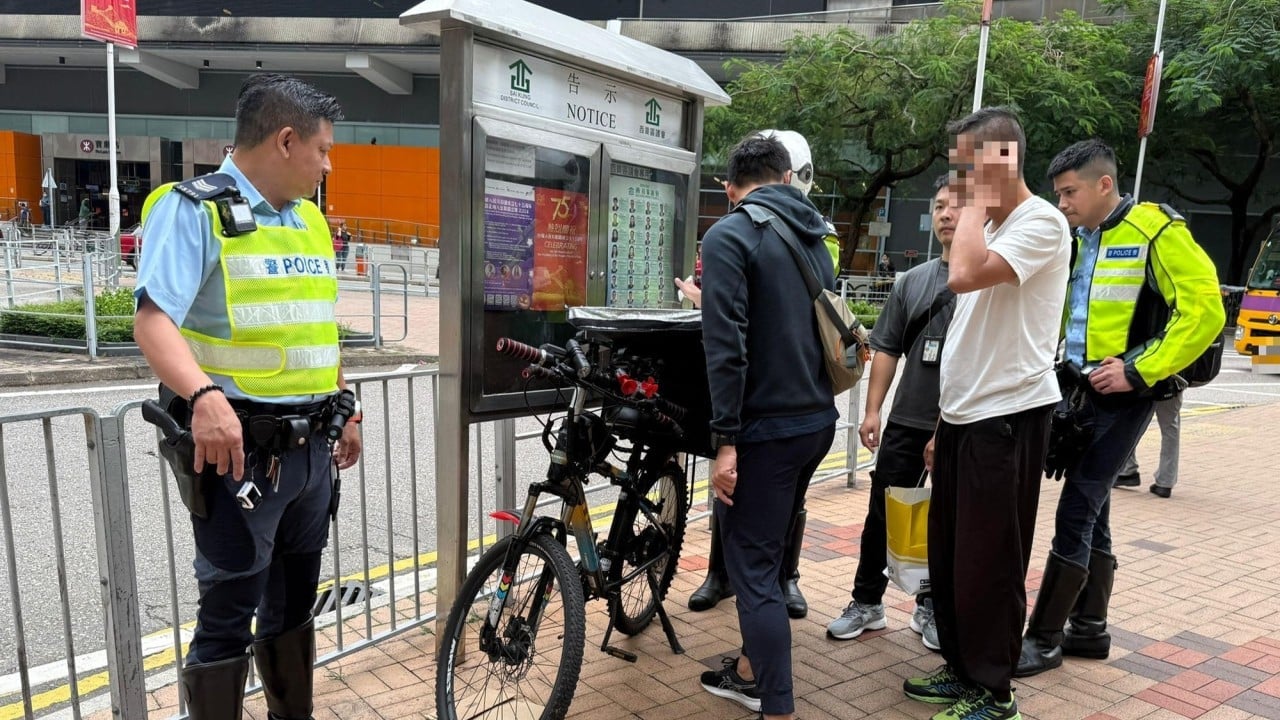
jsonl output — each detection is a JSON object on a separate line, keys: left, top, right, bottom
{"left": 1133, "top": 0, "right": 1170, "bottom": 202}
{"left": 107, "top": 43, "right": 120, "bottom": 243}
{"left": 972, "top": 0, "right": 993, "bottom": 111}
{"left": 54, "top": 240, "right": 64, "bottom": 302}
{"left": 3, "top": 245, "right": 14, "bottom": 309}
{"left": 846, "top": 382, "right": 861, "bottom": 489}
{"left": 371, "top": 264, "right": 383, "bottom": 349}
{"left": 83, "top": 253, "right": 98, "bottom": 359}
{"left": 85, "top": 414, "right": 147, "bottom": 720}
{"left": 494, "top": 418, "right": 517, "bottom": 540}
{"left": 1133, "top": 142, "right": 1150, "bottom": 204}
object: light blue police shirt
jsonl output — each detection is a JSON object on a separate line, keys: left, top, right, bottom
{"left": 1063, "top": 226, "right": 1100, "bottom": 367}
{"left": 135, "top": 155, "right": 327, "bottom": 404}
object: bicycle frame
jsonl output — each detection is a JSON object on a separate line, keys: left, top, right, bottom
{"left": 486, "top": 381, "right": 684, "bottom": 661}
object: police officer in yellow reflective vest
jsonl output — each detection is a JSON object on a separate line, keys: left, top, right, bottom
{"left": 134, "top": 74, "right": 362, "bottom": 720}
{"left": 1017, "top": 139, "right": 1223, "bottom": 678}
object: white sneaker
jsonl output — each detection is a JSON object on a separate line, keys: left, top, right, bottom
{"left": 910, "top": 598, "right": 941, "bottom": 651}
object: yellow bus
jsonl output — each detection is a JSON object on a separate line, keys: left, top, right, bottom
{"left": 1235, "top": 227, "right": 1280, "bottom": 355}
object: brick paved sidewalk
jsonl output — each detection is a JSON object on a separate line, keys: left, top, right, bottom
{"left": 142, "top": 401, "right": 1279, "bottom": 720}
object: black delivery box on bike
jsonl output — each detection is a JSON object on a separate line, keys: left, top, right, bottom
{"left": 567, "top": 307, "right": 714, "bottom": 459}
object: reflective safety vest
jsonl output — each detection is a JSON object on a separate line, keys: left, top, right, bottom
{"left": 1070, "top": 201, "right": 1224, "bottom": 388}
{"left": 142, "top": 180, "right": 340, "bottom": 398}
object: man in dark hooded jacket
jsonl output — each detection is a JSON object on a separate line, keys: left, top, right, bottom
{"left": 697, "top": 133, "right": 837, "bottom": 720}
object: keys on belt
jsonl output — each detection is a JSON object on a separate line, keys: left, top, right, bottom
{"left": 239, "top": 409, "right": 328, "bottom": 506}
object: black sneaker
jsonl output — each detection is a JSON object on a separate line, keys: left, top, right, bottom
{"left": 1113, "top": 472, "right": 1140, "bottom": 488}
{"left": 904, "top": 664, "right": 973, "bottom": 704}
{"left": 700, "top": 657, "right": 762, "bottom": 712}
{"left": 1150, "top": 484, "right": 1172, "bottom": 498}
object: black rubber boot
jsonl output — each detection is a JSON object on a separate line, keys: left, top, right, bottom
{"left": 1015, "top": 552, "right": 1089, "bottom": 678}
{"left": 689, "top": 502, "right": 733, "bottom": 611}
{"left": 181, "top": 654, "right": 249, "bottom": 720}
{"left": 782, "top": 507, "right": 808, "bottom": 619}
{"left": 1062, "top": 549, "right": 1117, "bottom": 659}
{"left": 253, "top": 618, "right": 317, "bottom": 720}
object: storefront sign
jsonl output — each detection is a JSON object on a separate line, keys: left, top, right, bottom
{"left": 473, "top": 43, "right": 685, "bottom": 149}
{"left": 50, "top": 134, "right": 151, "bottom": 161}
{"left": 80, "top": 138, "right": 120, "bottom": 156}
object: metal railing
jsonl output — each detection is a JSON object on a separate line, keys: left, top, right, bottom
{"left": 0, "top": 363, "right": 869, "bottom": 718}
{"left": 334, "top": 217, "right": 441, "bottom": 249}
{"left": 0, "top": 242, "right": 418, "bottom": 358}
{"left": 837, "top": 274, "right": 893, "bottom": 307}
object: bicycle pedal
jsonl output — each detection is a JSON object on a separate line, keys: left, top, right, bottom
{"left": 603, "top": 646, "right": 638, "bottom": 663}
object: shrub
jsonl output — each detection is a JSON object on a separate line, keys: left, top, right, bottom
{"left": 847, "top": 299, "right": 880, "bottom": 331}
{"left": 0, "top": 287, "right": 136, "bottom": 342}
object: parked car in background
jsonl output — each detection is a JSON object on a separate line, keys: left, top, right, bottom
{"left": 120, "top": 224, "right": 142, "bottom": 268}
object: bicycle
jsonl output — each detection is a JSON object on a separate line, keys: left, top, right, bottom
{"left": 436, "top": 310, "right": 708, "bottom": 720}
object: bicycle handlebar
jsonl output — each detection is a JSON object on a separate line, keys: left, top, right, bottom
{"left": 496, "top": 337, "right": 555, "bottom": 367}
{"left": 498, "top": 334, "right": 689, "bottom": 435}
{"left": 565, "top": 338, "right": 591, "bottom": 379}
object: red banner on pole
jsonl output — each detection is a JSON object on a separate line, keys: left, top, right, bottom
{"left": 81, "top": 0, "right": 137, "bottom": 48}
{"left": 1138, "top": 51, "right": 1164, "bottom": 138}
{"left": 981, "top": 0, "right": 994, "bottom": 23}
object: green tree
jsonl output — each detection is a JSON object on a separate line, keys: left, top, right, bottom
{"left": 1115, "top": 0, "right": 1280, "bottom": 282}
{"left": 705, "top": 1, "right": 1135, "bottom": 272}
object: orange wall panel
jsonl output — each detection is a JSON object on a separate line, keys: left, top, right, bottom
{"left": 324, "top": 142, "right": 440, "bottom": 229}
{"left": 331, "top": 145, "right": 380, "bottom": 172}
{"left": 1, "top": 131, "right": 47, "bottom": 219}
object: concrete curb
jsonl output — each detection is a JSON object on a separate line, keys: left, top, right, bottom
{"left": 0, "top": 348, "right": 438, "bottom": 388}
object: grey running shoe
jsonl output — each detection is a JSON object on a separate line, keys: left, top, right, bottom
{"left": 911, "top": 598, "right": 942, "bottom": 651}
{"left": 826, "top": 600, "right": 886, "bottom": 640}
{"left": 700, "top": 657, "right": 762, "bottom": 712}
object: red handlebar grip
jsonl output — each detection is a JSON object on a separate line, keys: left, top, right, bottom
{"left": 496, "top": 337, "right": 549, "bottom": 365}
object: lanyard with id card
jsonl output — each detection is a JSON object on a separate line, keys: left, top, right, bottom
{"left": 902, "top": 278, "right": 955, "bottom": 368}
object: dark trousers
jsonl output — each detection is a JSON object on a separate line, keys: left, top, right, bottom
{"left": 719, "top": 424, "right": 835, "bottom": 716}
{"left": 1052, "top": 394, "right": 1154, "bottom": 565}
{"left": 930, "top": 404, "right": 1053, "bottom": 699}
{"left": 188, "top": 432, "right": 333, "bottom": 664}
{"left": 853, "top": 422, "right": 934, "bottom": 605}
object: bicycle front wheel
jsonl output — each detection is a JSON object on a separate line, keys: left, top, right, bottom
{"left": 436, "top": 533, "right": 586, "bottom": 720}
{"left": 611, "top": 458, "right": 688, "bottom": 636}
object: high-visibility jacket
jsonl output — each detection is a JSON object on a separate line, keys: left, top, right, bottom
{"left": 1068, "top": 201, "right": 1224, "bottom": 389}
{"left": 142, "top": 179, "right": 340, "bottom": 398}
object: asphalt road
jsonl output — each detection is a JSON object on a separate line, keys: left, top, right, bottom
{"left": 0, "top": 350, "right": 1276, "bottom": 687}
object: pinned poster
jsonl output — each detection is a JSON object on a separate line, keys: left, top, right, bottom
{"left": 532, "top": 188, "right": 588, "bottom": 311}
{"left": 482, "top": 179, "right": 535, "bottom": 311}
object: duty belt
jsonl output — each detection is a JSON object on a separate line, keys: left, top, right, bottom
{"left": 228, "top": 397, "right": 336, "bottom": 451}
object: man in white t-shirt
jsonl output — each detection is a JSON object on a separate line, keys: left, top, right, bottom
{"left": 902, "top": 107, "right": 1071, "bottom": 720}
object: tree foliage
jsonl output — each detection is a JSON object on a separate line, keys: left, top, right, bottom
{"left": 1115, "top": 0, "right": 1280, "bottom": 281}
{"left": 704, "top": 0, "right": 1134, "bottom": 272}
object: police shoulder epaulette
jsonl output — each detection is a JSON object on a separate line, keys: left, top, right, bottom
{"left": 172, "top": 173, "right": 239, "bottom": 203}
{"left": 1157, "top": 203, "right": 1185, "bottom": 223}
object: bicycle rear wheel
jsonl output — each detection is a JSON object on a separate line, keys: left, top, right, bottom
{"left": 611, "top": 458, "right": 688, "bottom": 636}
{"left": 436, "top": 533, "right": 586, "bottom": 720}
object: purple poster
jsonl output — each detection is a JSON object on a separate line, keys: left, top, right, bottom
{"left": 483, "top": 179, "right": 535, "bottom": 311}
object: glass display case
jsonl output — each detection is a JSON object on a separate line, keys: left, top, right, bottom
{"left": 469, "top": 116, "right": 698, "bottom": 415}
